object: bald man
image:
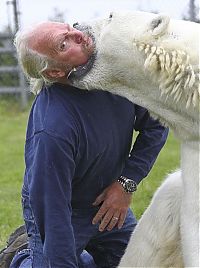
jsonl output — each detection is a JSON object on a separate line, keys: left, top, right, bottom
{"left": 1, "top": 22, "right": 168, "bottom": 268}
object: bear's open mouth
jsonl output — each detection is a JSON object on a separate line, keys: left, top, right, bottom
{"left": 134, "top": 40, "right": 199, "bottom": 108}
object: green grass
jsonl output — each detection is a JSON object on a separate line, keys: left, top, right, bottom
{"left": 0, "top": 97, "right": 180, "bottom": 248}
{"left": 132, "top": 132, "right": 180, "bottom": 218}
{"left": 0, "top": 97, "right": 31, "bottom": 248}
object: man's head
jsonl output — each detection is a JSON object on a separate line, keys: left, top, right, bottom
{"left": 14, "top": 21, "right": 95, "bottom": 93}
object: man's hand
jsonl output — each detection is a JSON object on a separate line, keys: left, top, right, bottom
{"left": 92, "top": 181, "right": 132, "bottom": 232}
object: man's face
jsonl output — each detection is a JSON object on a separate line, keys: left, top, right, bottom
{"left": 29, "top": 22, "right": 95, "bottom": 69}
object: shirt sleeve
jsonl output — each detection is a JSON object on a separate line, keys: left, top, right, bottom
{"left": 121, "top": 105, "right": 169, "bottom": 185}
{"left": 28, "top": 130, "right": 78, "bottom": 268}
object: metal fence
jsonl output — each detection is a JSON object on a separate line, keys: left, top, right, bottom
{"left": 0, "top": 32, "right": 28, "bottom": 108}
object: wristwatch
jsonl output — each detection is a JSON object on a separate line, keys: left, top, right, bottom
{"left": 117, "top": 176, "right": 137, "bottom": 193}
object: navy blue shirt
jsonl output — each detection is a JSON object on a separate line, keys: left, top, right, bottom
{"left": 23, "top": 83, "right": 168, "bottom": 267}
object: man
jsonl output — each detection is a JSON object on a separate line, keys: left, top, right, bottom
{"left": 1, "top": 22, "right": 168, "bottom": 268}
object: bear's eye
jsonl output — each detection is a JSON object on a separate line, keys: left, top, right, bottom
{"left": 73, "top": 22, "right": 79, "bottom": 27}
{"left": 109, "top": 12, "right": 113, "bottom": 19}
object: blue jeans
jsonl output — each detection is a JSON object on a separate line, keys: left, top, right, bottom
{"left": 10, "top": 188, "right": 137, "bottom": 268}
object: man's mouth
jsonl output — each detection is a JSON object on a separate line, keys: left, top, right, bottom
{"left": 83, "top": 35, "right": 91, "bottom": 48}
{"left": 83, "top": 35, "right": 94, "bottom": 54}
{"left": 67, "top": 23, "right": 97, "bottom": 81}
{"left": 73, "top": 23, "right": 96, "bottom": 51}
{"left": 86, "top": 36, "right": 93, "bottom": 48}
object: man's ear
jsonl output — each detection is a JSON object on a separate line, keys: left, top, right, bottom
{"left": 42, "top": 68, "right": 66, "bottom": 79}
{"left": 149, "top": 14, "right": 170, "bottom": 37}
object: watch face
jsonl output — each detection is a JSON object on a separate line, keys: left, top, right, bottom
{"left": 126, "top": 180, "right": 134, "bottom": 192}
{"left": 126, "top": 179, "right": 136, "bottom": 192}
{"left": 118, "top": 176, "right": 137, "bottom": 193}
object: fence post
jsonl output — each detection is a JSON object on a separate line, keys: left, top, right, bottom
{"left": 19, "top": 68, "right": 28, "bottom": 109}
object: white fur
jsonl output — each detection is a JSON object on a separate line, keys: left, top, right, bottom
{"left": 120, "top": 171, "right": 183, "bottom": 268}
{"left": 72, "top": 11, "right": 200, "bottom": 267}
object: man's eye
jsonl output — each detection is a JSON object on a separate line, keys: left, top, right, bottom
{"left": 60, "top": 41, "right": 67, "bottom": 51}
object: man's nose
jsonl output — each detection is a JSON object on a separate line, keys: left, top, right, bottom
{"left": 68, "top": 30, "right": 84, "bottom": 44}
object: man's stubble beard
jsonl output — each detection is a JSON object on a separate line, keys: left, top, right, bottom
{"left": 68, "top": 23, "right": 97, "bottom": 81}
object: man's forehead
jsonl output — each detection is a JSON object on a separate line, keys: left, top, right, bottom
{"left": 34, "top": 21, "right": 69, "bottom": 34}
{"left": 30, "top": 22, "right": 64, "bottom": 43}
{"left": 28, "top": 21, "right": 70, "bottom": 53}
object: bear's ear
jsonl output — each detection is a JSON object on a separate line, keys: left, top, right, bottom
{"left": 149, "top": 14, "right": 170, "bottom": 37}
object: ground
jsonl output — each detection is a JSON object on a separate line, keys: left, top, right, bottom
{"left": 0, "top": 95, "right": 180, "bottom": 248}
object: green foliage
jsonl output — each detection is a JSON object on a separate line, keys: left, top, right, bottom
{"left": 0, "top": 98, "right": 180, "bottom": 248}
{"left": 0, "top": 53, "right": 17, "bottom": 66}
{"left": 0, "top": 36, "right": 19, "bottom": 87}
{"left": 0, "top": 73, "right": 19, "bottom": 87}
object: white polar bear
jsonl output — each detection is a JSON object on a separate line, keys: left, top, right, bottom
{"left": 120, "top": 171, "right": 183, "bottom": 268}
{"left": 71, "top": 11, "right": 200, "bottom": 267}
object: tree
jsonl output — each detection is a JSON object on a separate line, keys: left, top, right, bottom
{"left": 183, "top": 0, "right": 200, "bottom": 23}
{"left": 48, "top": 7, "right": 66, "bottom": 23}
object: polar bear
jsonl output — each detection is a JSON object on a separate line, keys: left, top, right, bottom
{"left": 119, "top": 170, "right": 183, "bottom": 268}
{"left": 71, "top": 11, "right": 200, "bottom": 267}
